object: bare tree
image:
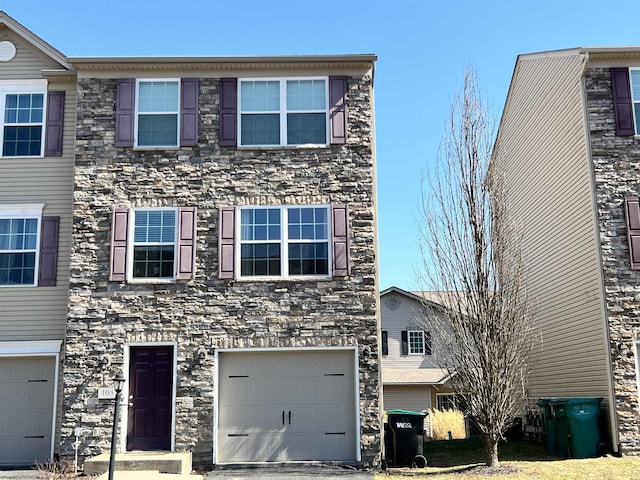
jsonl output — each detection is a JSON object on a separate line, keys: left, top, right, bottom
{"left": 417, "top": 65, "right": 535, "bottom": 468}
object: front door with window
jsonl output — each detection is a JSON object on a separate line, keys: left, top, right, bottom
{"left": 127, "top": 346, "right": 173, "bottom": 451}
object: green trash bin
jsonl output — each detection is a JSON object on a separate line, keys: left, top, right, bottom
{"left": 564, "top": 398, "right": 602, "bottom": 458}
{"left": 550, "top": 399, "right": 571, "bottom": 458}
{"left": 386, "top": 409, "right": 428, "bottom": 468}
{"left": 537, "top": 399, "right": 557, "bottom": 455}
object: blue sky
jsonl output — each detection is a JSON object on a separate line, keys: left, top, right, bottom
{"left": 4, "top": 0, "right": 640, "bottom": 291}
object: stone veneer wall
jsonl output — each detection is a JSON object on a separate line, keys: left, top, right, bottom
{"left": 586, "top": 67, "right": 640, "bottom": 454}
{"left": 61, "top": 74, "right": 380, "bottom": 467}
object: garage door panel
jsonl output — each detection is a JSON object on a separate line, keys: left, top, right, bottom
{"left": 0, "top": 357, "right": 55, "bottom": 466}
{"left": 218, "top": 350, "right": 357, "bottom": 463}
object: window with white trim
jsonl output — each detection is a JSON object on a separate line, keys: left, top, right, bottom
{"left": 0, "top": 82, "right": 47, "bottom": 157}
{"left": 135, "top": 80, "right": 179, "bottom": 147}
{"left": 239, "top": 78, "right": 328, "bottom": 146}
{"left": 436, "top": 393, "right": 468, "bottom": 412}
{"left": 408, "top": 330, "right": 426, "bottom": 355}
{"left": 0, "top": 206, "right": 42, "bottom": 286}
{"left": 238, "top": 205, "right": 330, "bottom": 278}
{"left": 131, "top": 208, "right": 177, "bottom": 279}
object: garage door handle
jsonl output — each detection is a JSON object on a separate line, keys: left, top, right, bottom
{"left": 282, "top": 410, "right": 285, "bottom": 426}
{"left": 288, "top": 410, "right": 292, "bottom": 425}
{"left": 25, "top": 435, "right": 45, "bottom": 439}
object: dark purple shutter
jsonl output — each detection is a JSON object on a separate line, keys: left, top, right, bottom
{"left": 219, "top": 78, "right": 237, "bottom": 147}
{"left": 611, "top": 68, "right": 635, "bottom": 136}
{"left": 381, "top": 331, "right": 388, "bottom": 356}
{"left": 37, "top": 216, "right": 59, "bottom": 286}
{"left": 115, "top": 79, "right": 135, "bottom": 147}
{"left": 331, "top": 204, "right": 349, "bottom": 277}
{"left": 625, "top": 196, "right": 640, "bottom": 269}
{"left": 329, "top": 76, "right": 348, "bottom": 144}
{"left": 110, "top": 208, "right": 129, "bottom": 281}
{"left": 401, "top": 331, "right": 408, "bottom": 356}
{"left": 218, "top": 207, "right": 236, "bottom": 279}
{"left": 180, "top": 78, "right": 199, "bottom": 146}
{"left": 44, "top": 91, "right": 64, "bottom": 157}
{"left": 176, "top": 207, "right": 197, "bottom": 280}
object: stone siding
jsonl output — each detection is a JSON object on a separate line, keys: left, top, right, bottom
{"left": 586, "top": 66, "right": 640, "bottom": 454}
{"left": 62, "top": 74, "right": 380, "bottom": 467}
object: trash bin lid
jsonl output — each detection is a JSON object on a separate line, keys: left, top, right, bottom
{"left": 386, "top": 409, "right": 427, "bottom": 417}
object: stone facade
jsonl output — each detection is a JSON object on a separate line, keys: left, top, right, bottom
{"left": 62, "top": 70, "right": 380, "bottom": 466}
{"left": 586, "top": 67, "right": 640, "bottom": 454}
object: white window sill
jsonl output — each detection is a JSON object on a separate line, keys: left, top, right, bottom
{"left": 126, "top": 278, "right": 176, "bottom": 284}
{"left": 237, "top": 143, "right": 330, "bottom": 150}
{"left": 133, "top": 146, "right": 180, "bottom": 151}
{"left": 234, "top": 275, "right": 333, "bottom": 282}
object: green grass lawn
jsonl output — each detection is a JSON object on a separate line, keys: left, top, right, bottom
{"left": 376, "top": 438, "right": 640, "bottom": 480}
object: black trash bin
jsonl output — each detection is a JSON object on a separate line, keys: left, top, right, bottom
{"left": 385, "top": 409, "right": 428, "bottom": 468}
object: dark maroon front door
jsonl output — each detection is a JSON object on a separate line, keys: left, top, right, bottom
{"left": 127, "top": 346, "right": 173, "bottom": 451}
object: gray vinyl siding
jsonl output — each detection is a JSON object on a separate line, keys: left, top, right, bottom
{"left": 383, "top": 385, "right": 432, "bottom": 435}
{"left": 0, "top": 34, "right": 75, "bottom": 341}
{"left": 495, "top": 52, "right": 611, "bottom": 407}
{"left": 381, "top": 292, "right": 439, "bottom": 369}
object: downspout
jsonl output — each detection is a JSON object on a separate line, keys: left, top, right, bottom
{"left": 580, "top": 49, "right": 621, "bottom": 454}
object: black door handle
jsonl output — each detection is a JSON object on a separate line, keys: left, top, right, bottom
{"left": 289, "top": 410, "right": 292, "bottom": 425}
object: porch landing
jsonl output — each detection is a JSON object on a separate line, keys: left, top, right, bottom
{"left": 84, "top": 452, "right": 198, "bottom": 477}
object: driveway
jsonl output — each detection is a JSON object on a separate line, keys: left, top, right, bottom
{"left": 0, "top": 471, "right": 39, "bottom": 480}
{"left": 204, "top": 465, "right": 374, "bottom": 479}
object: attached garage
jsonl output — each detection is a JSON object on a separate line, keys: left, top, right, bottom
{"left": 216, "top": 348, "right": 359, "bottom": 463}
{"left": 0, "top": 355, "right": 57, "bottom": 466}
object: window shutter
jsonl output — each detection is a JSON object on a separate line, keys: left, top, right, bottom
{"left": 44, "top": 91, "right": 65, "bottom": 157}
{"left": 218, "top": 206, "right": 235, "bottom": 279}
{"left": 180, "top": 78, "right": 199, "bottom": 146}
{"left": 110, "top": 208, "right": 129, "bottom": 281}
{"left": 219, "top": 78, "right": 237, "bottom": 147}
{"left": 37, "top": 216, "right": 59, "bottom": 286}
{"left": 611, "top": 68, "right": 635, "bottom": 136}
{"left": 381, "top": 331, "right": 388, "bottom": 356}
{"left": 329, "top": 76, "right": 348, "bottom": 145}
{"left": 115, "top": 79, "right": 135, "bottom": 147}
{"left": 401, "top": 330, "right": 408, "bottom": 356}
{"left": 625, "top": 196, "right": 640, "bottom": 269}
{"left": 331, "top": 204, "right": 350, "bottom": 277}
{"left": 176, "top": 207, "right": 197, "bottom": 280}
{"left": 424, "top": 331, "right": 432, "bottom": 355}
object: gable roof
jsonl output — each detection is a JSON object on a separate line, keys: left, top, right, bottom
{"left": 0, "top": 11, "right": 72, "bottom": 71}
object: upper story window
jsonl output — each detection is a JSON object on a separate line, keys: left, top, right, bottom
{"left": 238, "top": 205, "right": 330, "bottom": 278}
{"left": 109, "top": 206, "right": 197, "bottom": 283}
{"left": 0, "top": 204, "right": 59, "bottom": 288}
{"left": 629, "top": 70, "right": 640, "bottom": 135}
{"left": 408, "top": 330, "right": 426, "bottom": 355}
{"left": 0, "top": 81, "right": 48, "bottom": 157}
{"left": 136, "top": 80, "right": 179, "bottom": 147}
{"left": 239, "top": 78, "right": 328, "bottom": 146}
{"left": 132, "top": 208, "right": 177, "bottom": 279}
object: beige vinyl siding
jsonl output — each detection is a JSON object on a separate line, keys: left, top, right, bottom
{"left": 0, "top": 62, "right": 75, "bottom": 340}
{"left": 495, "top": 51, "right": 611, "bottom": 409}
{"left": 381, "top": 292, "right": 440, "bottom": 369}
{"left": 384, "top": 385, "right": 432, "bottom": 435}
{"left": 0, "top": 31, "right": 62, "bottom": 78}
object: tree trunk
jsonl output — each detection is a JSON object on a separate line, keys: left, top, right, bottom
{"left": 485, "top": 438, "right": 500, "bottom": 468}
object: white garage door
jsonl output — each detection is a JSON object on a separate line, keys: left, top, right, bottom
{"left": 0, "top": 357, "right": 55, "bottom": 465}
{"left": 217, "top": 349, "right": 357, "bottom": 463}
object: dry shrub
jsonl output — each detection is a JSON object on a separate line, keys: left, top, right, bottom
{"left": 430, "top": 408, "right": 466, "bottom": 440}
{"left": 35, "top": 460, "right": 76, "bottom": 480}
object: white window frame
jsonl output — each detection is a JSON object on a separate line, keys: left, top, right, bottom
{"left": 408, "top": 330, "right": 426, "bottom": 355}
{"left": 0, "top": 80, "right": 47, "bottom": 158}
{"left": 236, "top": 205, "right": 332, "bottom": 280}
{"left": 134, "top": 78, "right": 180, "bottom": 148}
{"left": 437, "top": 393, "right": 463, "bottom": 411}
{"left": 0, "top": 204, "right": 43, "bottom": 287}
{"left": 126, "top": 207, "right": 178, "bottom": 282}
{"left": 237, "top": 77, "right": 329, "bottom": 147}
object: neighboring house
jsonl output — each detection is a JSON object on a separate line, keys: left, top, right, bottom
{"left": 494, "top": 47, "right": 640, "bottom": 454}
{"left": 60, "top": 51, "right": 380, "bottom": 467}
{"left": 380, "top": 286, "right": 455, "bottom": 437}
{"left": 0, "top": 12, "right": 75, "bottom": 466}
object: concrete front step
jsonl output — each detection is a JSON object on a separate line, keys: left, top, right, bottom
{"left": 84, "top": 452, "right": 193, "bottom": 475}
{"left": 95, "top": 471, "right": 203, "bottom": 480}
